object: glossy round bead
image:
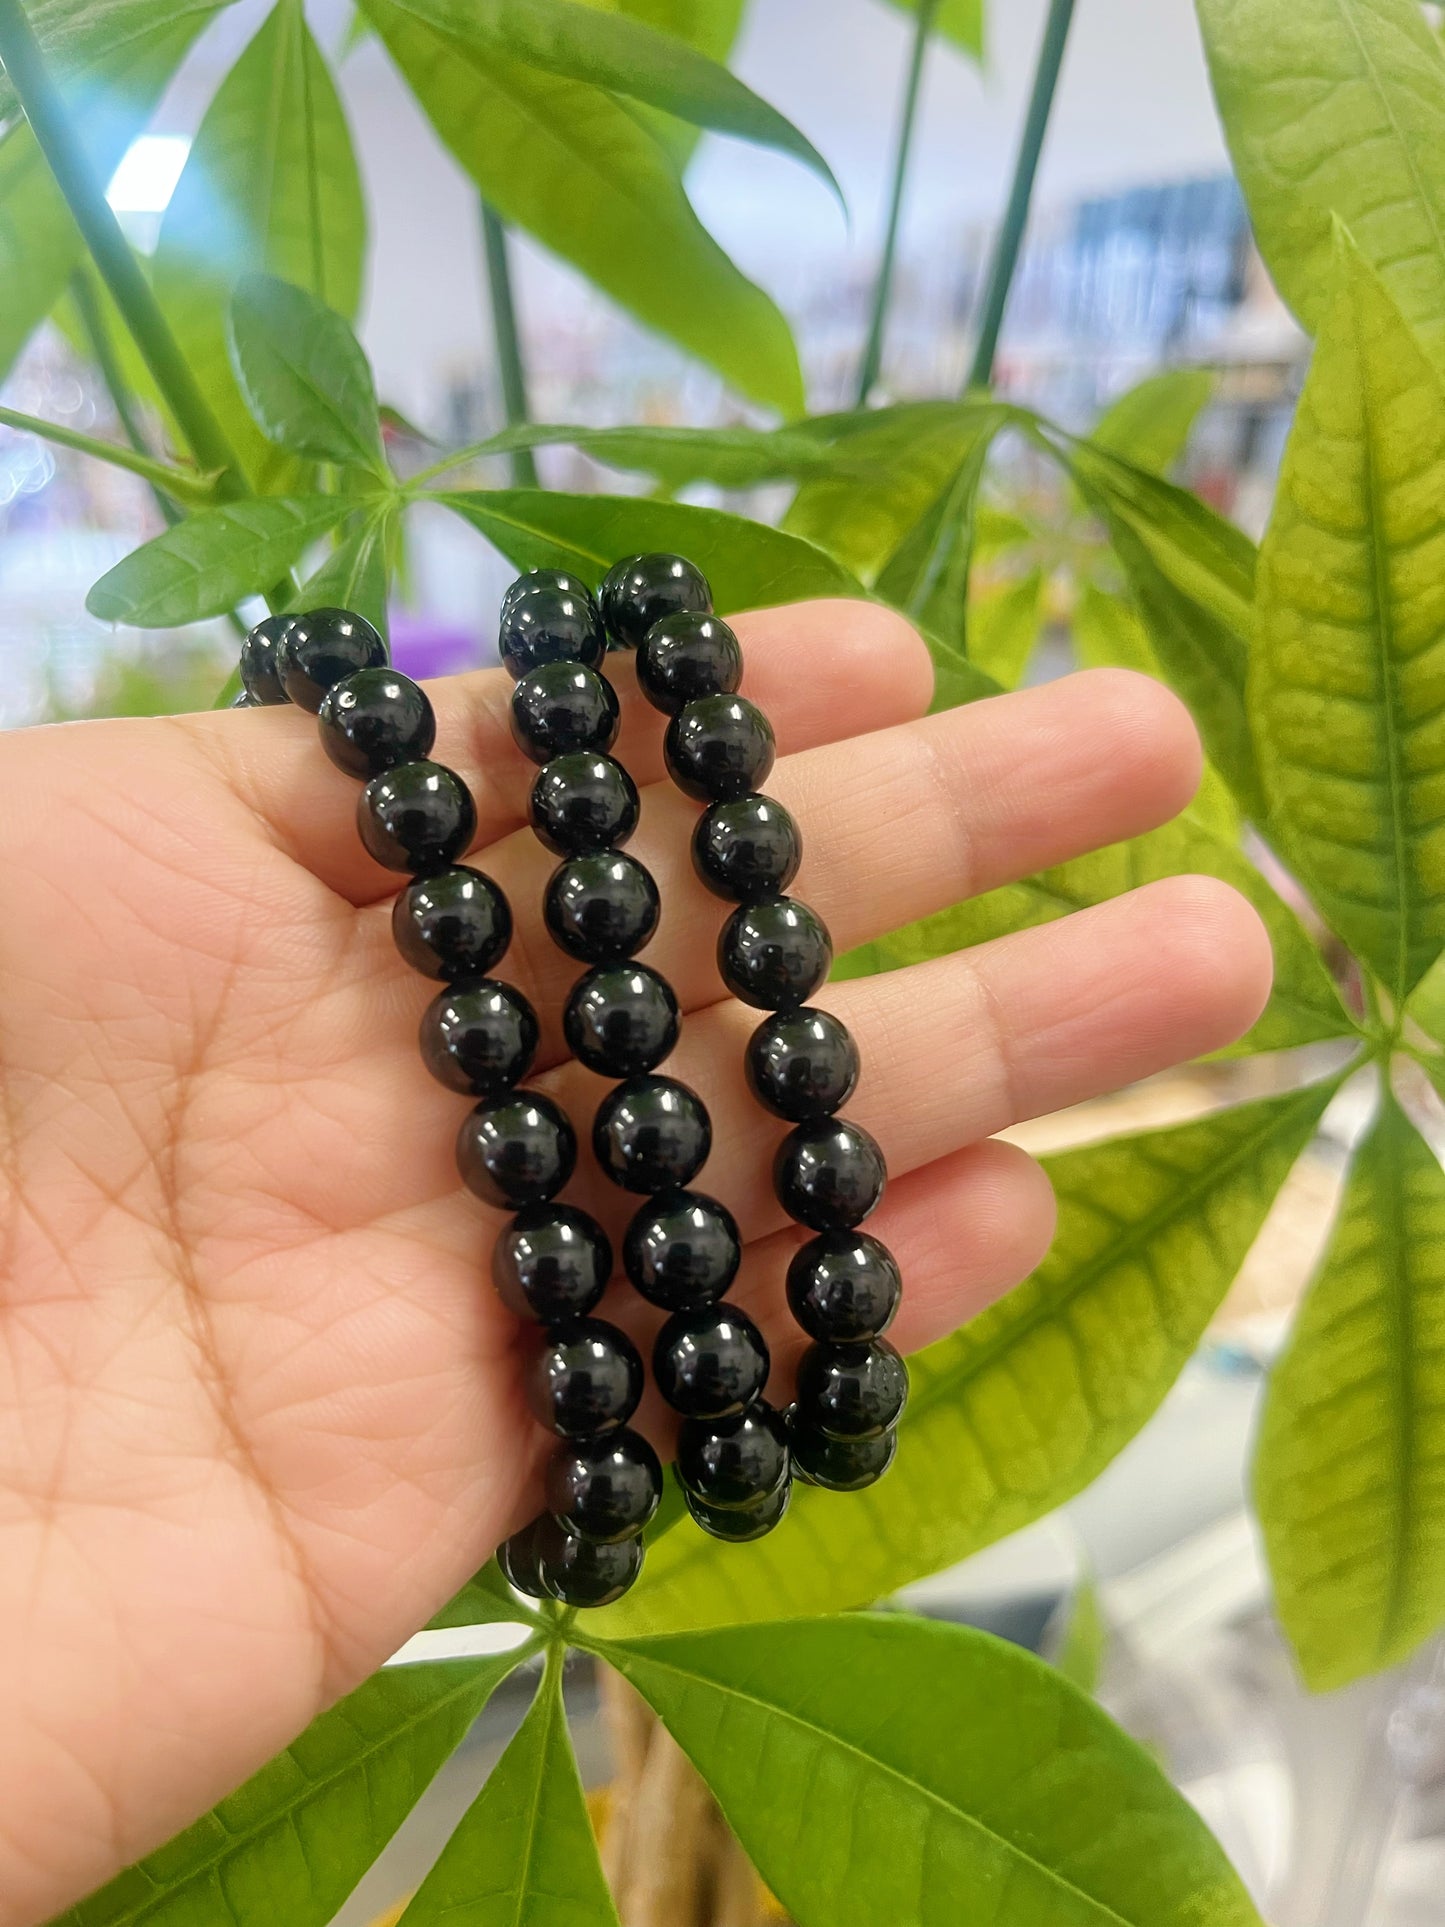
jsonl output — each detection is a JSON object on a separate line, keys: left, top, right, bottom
{"left": 529, "top": 753, "right": 639, "bottom": 857}
{"left": 239, "top": 612, "right": 294, "bottom": 705}
{"left": 319, "top": 668, "right": 435, "bottom": 779}
{"left": 497, "top": 1520, "right": 549, "bottom": 1600}
{"left": 692, "top": 794, "right": 801, "bottom": 903}
{"left": 509, "top": 661, "right": 619, "bottom": 764}
{"left": 653, "top": 1304, "right": 770, "bottom": 1419}
{"left": 622, "top": 1189, "right": 740, "bottom": 1311}
{"left": 419, "top": 979, "right": 539, "bottom": 1097}
{"left": 594, "top": 1076, "right": 711, "bottom": 1194}
{"left": 563, "top": 963, "right": 679, "bottom": 1078}
{"left": 359, "top": 761, "right": 476, "bottom": 873}
{"left": 545, "top": 1429, "right": 662, "bottom": 1543}
{"left": 533, "top": 1515, "right": 643, "bottom": 1606}
{"left": 457, "top": 1091, "right": 576, "bottom": 1208}
{"left": 279, "top": 606, "right": 387, "bottom": 711}
{"left": 392, "top": 866, "right": 511, "bottom": 981}
{"left": 502, "top": 569, "right": 595, "bottom": 622}
{"left": 677, "top": 1401, "right": 789, "bottom": 1509}
{"left": 746, "top": 1008, "right": 858, "bottom": 1122}
{"left": 492, "top": 1203, "right": 612, "bottom": 1324}
{"left": 526, "top": 1318, "right": 644, "bottom": 1438}
{"left": 636, "top": 612, "right": 742, "bottom": 715}
{"left": 774, "top": 1118, "right": 886, "bottom": 1231}
{"left": 786, "top": 1232, "right": 901, "bottom": 1341}
{"left": 719, "top": 896, "right": 832, "bottom": 1011}
{"left": 600, "top": 552, "right": 712, "bottom": 652}
{"left": 665, "top": 695, "right": 775, "bottom": 803}
{"left": 795, "top": 1339, "right": 908, "bottom": 1440}
{"left": 790, "top": 1422, "right": 898, "bottom": 1492}
{"left": 684, "top": 1478, "right": 791, "bottom": 1542}
{"left": 544, "top": 853, "right": 659, "bottom": 964}
{"left": 498, "top": 585, "right": 605, "bottom": 678}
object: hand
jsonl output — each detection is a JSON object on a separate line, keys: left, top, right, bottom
{"left": 0, "top": 601, "right": 1270, "bottom": 1925}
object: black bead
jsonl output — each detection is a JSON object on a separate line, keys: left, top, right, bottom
{"left": 392, "top": 866, "right": 511, "bottom": 982}
{"left": 774, "top": 1118, "right": 886, "bottom": 1231}
{"left": 786, "top": 1232, "right": 901, "bottom": 1341}
{"left": 790, "top": 1421, "right": 898, "bottom": 1492}
{"left": 622, "top": 1189, "right": 740, "bottom": 1311}
{"left": 593, "top": 1076, "right": 711, "bottom": 1193}
{"left": 719, "top": 896, "right": 832, "bottom": 1011}
{"left": 280, "top": 606, "right": 388, "bottom": 712}
{"left": 419, "top": 979, "right": 539, "bottom": 1097}
{"left": 692, "top": 794, "right": 801, "bottom": 903}
{"left": 545, "top": 1429, "right": 662, "bottom": 1543}
{"left": 457, "top": 1092, "right": 576, "bottom": 1209}
{"left": 746, "top": 1008, "right": 858, "bottom": 1122}
{"left": 499, "top": 585, "right": 605, "bottom": 679}
{"left": 231, "top": 689, "right": 261, "bottom": 708}
{"left": 526, "top": 1318, "right": 644, "bottom": 1438}
{"left": 497, "top": 1520, "right": 549, "bottom": 1600}
{"left": 684, "top": 1478, "right": 791, "bottom": 1542}
{"left": 544, "top": 853, "right": 659, "bottom": 964}
{"left": 509, "top": 661, "right": 620, "bottom": 764}
{"left": 795, "top": 1339, "right": 908, "bottom": 1439}
{"left": 533, "top": 1515, "right": 643, "bottom": 1606}
{"left": 239, "top": 613, "right": 294, "bottom": 705}
{"left": 665, "top": 695, "right": 775, "bottom": 803}
{"left": 319, "top": 668, "right": 436, "bottom": 779}
{"left": 677, "top": 1401, "right": 789, "bottom": 1509}
{"left": 564, "top": 963, "right": 679, "bottom": 1078}
{"left": 492, "top": 1203, "right": 612, "bottom": 1324}
{"left": 600, "top": 552, "right": 712, "bottom": 652}
{"left": 636, "top": 612, "right": 742, "bottom": 715}
{"left": 502, "top": 570, "right": 596, "bottom": 622}
{"left": 359, "top": 761, "right": 476, "bottom": 873}
{"left": 529, "top": 753, "right": 639, "bottom": 857}
{"left": 653, "top": 1304, "right": 769, "bottom": 1419}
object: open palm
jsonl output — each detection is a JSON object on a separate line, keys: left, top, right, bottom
{"left": 0, "top": 600, "right": 1270, "bottom": 1927}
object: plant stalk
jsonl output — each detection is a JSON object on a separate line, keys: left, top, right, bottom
{"left": 855, "top": 0, "right": 939, "bottom": 406}
{"left": 964, "top": 0, "right": 1077, "bottom": 392}
{"left": 480, "top": 199, "right": 540, "bottom": 489}
{"left": 0, "top": 0, "right": 247, "bottom": 495}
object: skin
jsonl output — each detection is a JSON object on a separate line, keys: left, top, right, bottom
{"left": 0, "top": 600, "right": 1272, "bottom": 1926}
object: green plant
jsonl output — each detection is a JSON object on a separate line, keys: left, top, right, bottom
{"left": 1, "top": 0, "right": 1443, "bottom": 1920}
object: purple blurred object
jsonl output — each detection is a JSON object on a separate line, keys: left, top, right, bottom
{"left": 388, "top": 612, "right": 491, "bottom": 682}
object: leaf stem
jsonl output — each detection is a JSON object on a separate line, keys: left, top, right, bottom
{"left": 480, "top": 199, "right": 540, "bottom": 489}
{"left": 0, "top": 400, "right": 217, "bottom": 505}
{"left": 0, "top": 0, "right": 248, "bottom": 495}
{"left": 855, "top": 0, "right": 938, "bottom": 406}
{"left": 964, "top": 0, "right": 1077, "bottom": 393}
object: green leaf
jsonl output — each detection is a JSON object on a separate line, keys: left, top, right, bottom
{"left": 417, "top": 421, "right": 865, "bottom": 491}
{"left": 880, "top": 0, "right": 983, "bottom": 58}
{"left": 1091, "top": 368, "right": 1214, "bottom": 477}
{"left": 1252, "top": 237, "right": 1445, "bottom": 1003}
{"left": 375, "top": 0, "right": 841, "bottom": 206}
{"left": 428, "top": 1561, "right": 536, "bottom": 1631}
{"left": 229, "top": 275, "right": 387, "bottom": 475}
{"left": 834, "top": 809, "right": 1353, "bottom": 1057}
{"left": 0, "top": 402, "right": 217, "bottom": 504}
{"left": 1066, "top": 439, "right": 1264, "bottom": 820}
{"left": 0, "top": 13, "right": 209, "bottom": 382}
{"left": 596, "top": 1616, "right": 1262, "bottom": 1927}
{"left": 61, "top": 1655, "right": 524, "bottom": 1927}
{"left": 1196, "top": 0, "right": 1445, "bottom": 371}
{"left": 289, "top": 508, "right": 391, "bottom": 639}
{"left": 577, "top": 0, "right": 749, "bottom": 166}
{"left": 600, "top": 1080, "right": 1338, "bottom": 1634}
{"left": 87, "top": 495, "right": 353, "bottom": 627}
{"left": 364, "top": 0, "right": 802, "bottom": 415}
{"left": 1051, "top": 1575, "right": 1107, "bottom": 1697}
{"left": 923, "top": 625, "right": 1005, "bottom": 711}
{"left": 967, "top": 569, "right": 1043, "bottom": 689}
{"left": 1256, "top": 1091, "right": 1445, "bottom": 1689}
{"left": 1408, "top": 947, "right": 1445, "bottom": 1045}
{"left": 399, "top": 1657, "right": 619, "bottom": 1927}
{"left": 153, "top": 0, "right": 367, "bottom": 490}
{"left": 439, "top": 489, "right": 860, "bottom": 609}
{"left": 0, "top": 0, "right": 235, "bottom": 120}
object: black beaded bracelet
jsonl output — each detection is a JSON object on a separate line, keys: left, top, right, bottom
{"left": 628, "top": 557, "right": 909, "bottom": 1495}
